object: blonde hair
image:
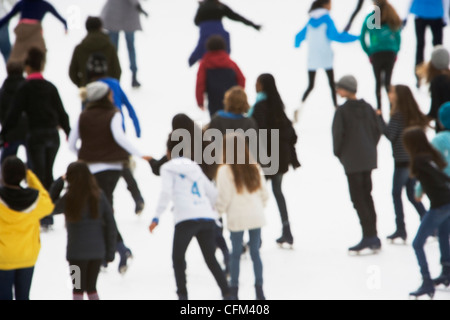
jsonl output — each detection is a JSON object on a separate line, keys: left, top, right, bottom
{"left": 223, "top": 86, "right": 250, "bottom": 114}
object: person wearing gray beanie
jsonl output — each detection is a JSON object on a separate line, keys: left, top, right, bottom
{"left": 335, "top": 75, "right": 358, "bottom": 94}
{"left": 86, "top": 81, "right": 110, "bottom": 102}
{"left": 420, "top": 45, "right": 450, "bottom": 132}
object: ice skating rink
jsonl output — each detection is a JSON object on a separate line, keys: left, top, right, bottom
{"left": 2, "top": 0, "right": 449, "bottom": 300}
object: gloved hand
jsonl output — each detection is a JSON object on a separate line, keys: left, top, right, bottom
{"left": 253, "top": 24, "right": 262, "bottom": 31}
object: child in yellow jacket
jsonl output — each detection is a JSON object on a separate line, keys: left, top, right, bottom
{"left": 0, "top": 156, "right": 54, "bottom": 300}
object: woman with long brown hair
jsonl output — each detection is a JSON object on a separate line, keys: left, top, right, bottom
{"left": 402, "top": 127, "right": 450, "bottom": 299}
{"left": 50, "top": 161, "right": 117, "bottom": 300}
{"left": 215, "top": 133, "right": 269, "bottom": 300}
{"left": 360, "top": 0, "right": 402, "bottom": 111}
{"left": 377, "top": 85, "right": 429, "bottom": 243}
{"left": 417, "top": 45, "right": 450, "bottom": 132}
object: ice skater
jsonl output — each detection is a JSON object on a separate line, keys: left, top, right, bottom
{"left": 402, "top": 127, "right": 450, "bottom": 299}
{"left": 189, "top": 0, "right": 261, "bottom": 67}
{"left": 360, "top": 0, "right": 402, "bottom": 111}
{"left": 332, "top": 75, "right": 382, "bottom": 254}
{"left": 294, "top": 0, "right": 359, "bottom": 121}
{"left": 376, "top": 85, "right": 429, "bottom": 243}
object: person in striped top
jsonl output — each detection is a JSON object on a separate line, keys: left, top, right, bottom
{"left": 376, "top": 85, "right": 430, "bottom": 242}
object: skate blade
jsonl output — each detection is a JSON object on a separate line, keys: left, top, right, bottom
{"left": 278, "top": 243, "right": 294, "bottom": 250}
{"left": 409, "top": 293, "right": 434, "bottom": 300}
{"left": 388, "top": 238, "right": 407, "bottom": 245}
{"left": 348, "top": 248, "right": 381, "bottom": 256}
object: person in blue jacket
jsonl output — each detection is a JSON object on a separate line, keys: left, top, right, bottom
{"left": 294, "top": 0, "right": 359, "bottom": 119}
{"left": 84, "top": 52, "right": 145, "bottom": 216}
{"left": 406, "top": 0, "right": 449, "bottom": 87}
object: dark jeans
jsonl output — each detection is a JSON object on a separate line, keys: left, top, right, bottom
{"left": 215, "top": 219, "right": 230, "bottom": 267}
{"left": 0, "top": 140, "right": 30, "bottom": 165}
{"left": 371, "top": 51, "right": 397, "bottom": 110}
{"left": 0, "top": 267, "right": 34, "bottom": 300}
{"left": 346, "top": 171, "right": 378, "bottom": 238}
{"left": 392, "top": 166, "right": 426, "bottom": 231}
{"left": 109, "top": 31, "right": 137, "bottom": 73}
{"left": 172, "top": 219, "right": 229, "bottom": 298}
{"left": 68, "top": 259, "right": 102, "bottom": 294}
{"left": 412, "top": 203, "right": 450, "bottom": 279}
{"left": 27, "top": 128, "right": 60, "bottom": 227}
{"left": 0, "top": 24, "right": 11, "bottom": 63}
{"left": 415, "top": 18, "right": 444, "bottom": 66}
{"left": 302, "top": 69, "right": 337, "bottom": 107}
{"left": 271, "top": 174, "right": 289, "bottom": 224}
{"left": 122, "top": 162, "right": 144, "bottom": 204}
{"left": 94, "top": 170, "right": 124, "bottom": 243}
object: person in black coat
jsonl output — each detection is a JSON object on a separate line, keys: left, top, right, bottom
{"left": 0, "top": 61, "right": 27, "bottom": 164}
{"left": 332, "top": 75, "right": 382, "bottom": 253}
{"left": 251, "top": 74, "right": 301, "bottom": 247}
{"left": 0, "top": 47, "right": 70, "bottom": 230}
{"left": 50, "top": 161, "right": 117, "bottom": 300}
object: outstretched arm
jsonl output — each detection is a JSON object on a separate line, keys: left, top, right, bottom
{"left": 222, "top": 4, "right": 261, "bottom": 30}
{"left": 44, "top": 2, "right": 68, "bottom": 30}
{"left": 344, "top": 0, "right": 364, "bottom": 31}
{"left": 326, "top": 15, "right": 359, "bottom": 43}
{"left": 295, "top": 25, "right": 308, "bottom": 48}
{"left": 0, "top": 2, "right": 21, "bottom": 29}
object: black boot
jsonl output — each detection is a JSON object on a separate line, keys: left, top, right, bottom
{"left": 276, "top": 222, "right": 293, "bottom": 246}
{"left": 433, "top": 265, "right": 450, "bottom": 287}
{"left": 386, "top": 229, "right": 407, "bottom": 243}
{"left": 409, "top": 277, "right": 435, "bottom": 299}
{"left": 255, "top": 285, "right": 266, "bottom": 300}
{"left": 132, "top": 72, "right": 141, "bottom": 88}
{"left": 348, "top": 236, "right": 381, "bottom": 254}
{"left": 117, "top": 241, "right": 133, "bottom": 274}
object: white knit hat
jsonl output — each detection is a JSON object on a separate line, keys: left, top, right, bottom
{"left": 86, "top": 81, "right": 110, "bottom": 102}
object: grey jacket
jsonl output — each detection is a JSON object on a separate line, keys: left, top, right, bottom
{"left": 332, "top": 99, "right": 381, "bottom": 174}
{"left": 101, "top": 0, "right": 142, "bottom": 32}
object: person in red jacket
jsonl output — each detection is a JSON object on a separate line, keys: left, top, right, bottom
{"left": 196, "top": 35, "right": 245, "bottom": 118}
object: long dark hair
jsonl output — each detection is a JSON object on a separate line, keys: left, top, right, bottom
{"left": 402, "top": 127, "right": 447, "bottom": 176}
{"left": 374, "top": 0, "right": 402, "bottom": 30}
{"left": 309, "top": 0, "right": 330, "bottom": 12}
{"left": 390, "top": 85, "right": 430, "bottom": 128}
{"left": 64, "top": 161, "right": 101, "bottom": 223}
{"left": 257, "top": 73, "right": 286, "bottom": 128}
{"left": 170, "top": 113, "right": 202, "bottom": 162}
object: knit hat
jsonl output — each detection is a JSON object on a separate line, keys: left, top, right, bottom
{"left": 438, "top": 102, "right": 450, "bottom": 130}
{"left": 86, "top": 81, "right": 110, "bottom": 102}
{"left": 336, "top": 75, "right": 357, "bottom": 93}
{"left": 431, "top": 45, "right": 450, "bottom": 70}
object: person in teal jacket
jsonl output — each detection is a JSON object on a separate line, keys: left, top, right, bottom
{"left": 360, "top": 0, "right": 402, "bottom": 111}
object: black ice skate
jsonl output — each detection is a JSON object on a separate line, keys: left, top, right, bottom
{"left": 433, "top": 265, "right": 450, "bottom": 288}
{"left": 409, "top": 278, "right": 435, "bottom": 299}
{"left": 348, "top": 236, "right": 381, "bottom": 255}
{"left": 386, "top": 229, "right": 407, "bottom": 244}
{"left": 276, "top": 222, "right": 294, "bottom": 249}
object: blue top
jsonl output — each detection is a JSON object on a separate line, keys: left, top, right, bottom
{"left": 295, "top": 9, "right": 359, "bottom": 70}
{"left": 410, "top": 0, "right": 447, "bottom": 19}
{"left": 99, "top": 77, "right": 141, "bottom": 138}
{"left": 0, "top": 0, "right": 67, "bottom": 29}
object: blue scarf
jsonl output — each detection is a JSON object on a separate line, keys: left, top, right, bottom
{"left": 247, "top": 92, "right": 267, "bottom": 117}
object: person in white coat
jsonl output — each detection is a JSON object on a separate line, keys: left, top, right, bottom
{"left": 100, "top": 0, "right": 148, "bottom": 88}
{"left": 149, "top": 133, "right": 230, "bottom": 301}
{"left": 215, "top": 133, "right": 269, "bottom": 301}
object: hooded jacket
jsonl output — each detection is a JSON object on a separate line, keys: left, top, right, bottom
{"left": 0, "top": 170, "right": 54, "bottom": 270}
{"left": 360, "top": 13, "right": 401, "bottom": 56}
{"left": 332, "top": 99, "right": 381, "bottom": 174}
{"left": 196, "top": 50, "right": 245, "bottom": 114}
{"left": 154, "top": 157, "right": 219, "bottom": 226}
{"left": 409, "top": 0, "right": 449, "bottom": 23}
{"left": 69, "top": 31, "right": 122, "bottom": 87}
{"left": 295, "top": 8, "right": 359, "bottom": 70}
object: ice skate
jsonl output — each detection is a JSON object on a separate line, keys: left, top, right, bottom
{"left": 348, "top": 237, "right": 381, "bottom": 255}
{"left": 276, "top": 222, "right": 294, "bottom": 249}
{"left": 386, "top": 230, "right": 407, "bottom": 244}
{"left": 409, "top": 278, "right": 435, "bottom": 299}
{"left": 433, "top": 266, "right": 450, "bottom": 288}
{"left": 117, "top": 242, "right": 133, "bottom": 275}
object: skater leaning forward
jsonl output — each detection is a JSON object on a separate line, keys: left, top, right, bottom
{"left": 332, "top": 75, "right": 382, "bottom": 254}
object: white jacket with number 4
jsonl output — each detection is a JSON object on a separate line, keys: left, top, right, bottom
{"left": 154, "top": 157, "right": 219, "bottom": 226}
{"left": 215, "top": 165, "right": 269, "bottom": 232}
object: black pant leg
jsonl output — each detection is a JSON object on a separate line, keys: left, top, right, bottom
{"left": 302, "top": 71, "right": 316, "bottom": 102}
{"left": 414, "top": 18, "right": 427, "bottom": 66}
{"left": 325, "top": 69, "right": 337, "bottom": 107}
